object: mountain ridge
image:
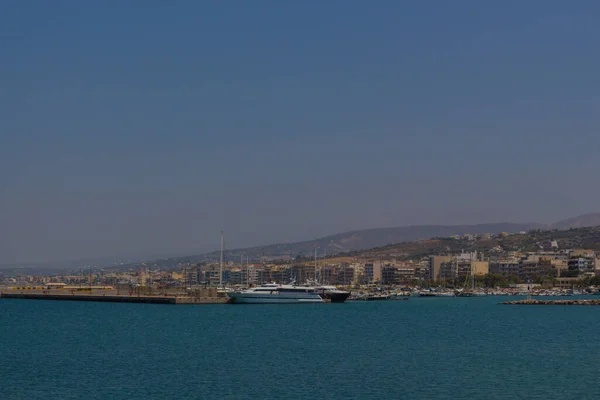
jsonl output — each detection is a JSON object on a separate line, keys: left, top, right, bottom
{"left": 142, "top": 213, "right": 600, "bottom": 268}
{"left": 3, "top": 213, "right": 599, "bottom": 274}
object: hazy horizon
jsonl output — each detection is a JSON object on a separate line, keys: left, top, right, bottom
{"left": 2, "top": 1, "right": 599, "bottom": 265}
{"left": 1, "top": 213, "right": 593, "bottom": 267}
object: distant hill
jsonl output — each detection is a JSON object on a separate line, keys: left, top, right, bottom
{"left": 0, "top": 253, "right": 177, "bottom": 276}
{"left": 550, "top": 213, "right": 600, "bottom": 230}
{"left": 177, "top": 213, "right": 600, "bottom": 263}
{"left": 6, "top": 213, "right": 599, "bottom": 274}
{"left": 94, "top": 221, "right": 544, "bottom": 271}
{"left": 347, "top": 225, "right": 600, "bottom": 262}
{"left": 208, "top": 222, "right": 542, "bottom": 259}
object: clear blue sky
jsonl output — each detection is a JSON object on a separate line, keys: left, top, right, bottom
{"left": 1, "top": 1, "right": 599, "bottom": 264}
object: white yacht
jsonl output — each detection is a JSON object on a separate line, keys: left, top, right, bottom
{"left": 227, "top": 283, "right": 324, "bottom": 304}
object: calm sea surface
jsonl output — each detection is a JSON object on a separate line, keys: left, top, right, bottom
{"left": 1, "top": 296, "right": 599, "bottom": 399}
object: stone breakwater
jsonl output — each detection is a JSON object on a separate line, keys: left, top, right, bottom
{"left": 502, "top": 299, "right": 600, "bottom": 305}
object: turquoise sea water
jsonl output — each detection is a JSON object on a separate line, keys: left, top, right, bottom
{"left": 1, "top": 296, "right": 599, "bottom": 399}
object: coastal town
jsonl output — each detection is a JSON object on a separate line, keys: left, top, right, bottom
{"left": 3, "top": 228, "right": 600, "bottom": 299}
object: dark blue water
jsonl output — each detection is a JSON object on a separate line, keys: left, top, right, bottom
{"left": 1, "top": 297, "right": 599, "bottom": 399}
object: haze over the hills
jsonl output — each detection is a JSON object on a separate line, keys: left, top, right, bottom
{"left": 158, "top": 212, "right": 600, "bottom": 263}
{"left": 3, "top": 213, "right": 600, "bottom": 273}
{"left": 2, "top": 2, "right": 599, "bottom": 265}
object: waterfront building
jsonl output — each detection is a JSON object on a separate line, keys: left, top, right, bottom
{"left": 490, "top": 259, "right": 521, "bottom": 276}
{"left": 471, "top": 261, "right": 489, "bottom": 276}
{"left": 364, "top": 261, "right": 382, "bottom": 284}
{"left": 350, "top": 263, "right": 364, "bottom": 285}
{"left": 290, "top": 265, "right": 314, "bottom": 283}
{"left": 227, "top": 269, "right": 244, "bottom": 285}
{"left": 396, "top": 265, "right": 417, "bottom": 282}
{"left": 434, "top": 256, "right": 489, "bottom": 283}
{"left": 381, "top": 264, "right": 398, "bottom": 285}
{"left": 318, "top": 265, "right": 335, "bottom": 284}
{"left": 335, "top": 263, "right": 355, "bottom": 286}
{"left": 568, "top": 257, "right": 595, "bottom": 277}
{"left": 270, "top": 266, "right": 292, "bottom": 284}
{"left": 521, "top": 256, "right": 555, "bottom": 281}
{"left": 429, "top": 256, "right": 453, "bottom": 282}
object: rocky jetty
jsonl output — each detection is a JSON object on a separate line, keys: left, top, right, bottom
{"left": 502, "top": 299, "right": 600, "bottom": 305}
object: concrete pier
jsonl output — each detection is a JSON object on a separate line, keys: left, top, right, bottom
{"left": 502, "top": 299, "right": 600, "bottom": 305}
{"left": 0, "top": 289, "right": 229, "bottom": 305}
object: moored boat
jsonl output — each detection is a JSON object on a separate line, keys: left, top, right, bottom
{"left": 456, "top": 290, "right": 487, "bottom": 297}
{"left": 365, "top": 293, "right": 391, "bottom": 301}
{"left": 419, "top": 290, "right": 455, "bottom": 297}
{"left": 227, "top": 283, "right": 324, "bottom": 304}
{"left": 311, "top": 284, "right": 351, "bottom": 303}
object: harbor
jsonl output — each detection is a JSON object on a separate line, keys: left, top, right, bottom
{"left": 3, "top": 284, "right": 599, "bottom": 305}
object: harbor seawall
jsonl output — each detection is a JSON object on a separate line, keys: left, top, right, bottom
{"left": 502, "top": 299, "right": 600, "bottom": 306}
{"left": 0, "top": 290, "right": 228, "bottom": 305}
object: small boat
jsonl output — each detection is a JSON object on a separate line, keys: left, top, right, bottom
{"left": 365, "top": 293, "right": 391, "bottom": 301}
{"left": 456, "top": 290, "right": 487, "bottom": 297}
{"left": 390, "top": 293, "right": 410, "bottom": 301}
{"left": 418, "top": 290, "right": 455, "bottom": 297}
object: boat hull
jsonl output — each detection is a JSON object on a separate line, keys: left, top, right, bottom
{"left": 419, "top": 292, "right": 455, "bottom": 297}
{"left": 227, "top": 293, "right": 324, "bottom": 304}
{"left": 319, "top": 291, "right": 350, "bottom": 303}
{"left": 457, "top": 292, "right": 487, "bottom": 297}
{"left": 365, "top": 295, "right": 391, "bottom": 301}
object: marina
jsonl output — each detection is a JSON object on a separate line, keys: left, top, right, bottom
{"left": 3, "top": 285, "right": 597, "bottom": 305}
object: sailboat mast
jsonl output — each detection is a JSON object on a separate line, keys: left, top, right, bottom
{"left": 314, "top": 245, "right": 317, "bottom": 283}
{"left": 220, "top": 231, "right": 224, "bottom": 288}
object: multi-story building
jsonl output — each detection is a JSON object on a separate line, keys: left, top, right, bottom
{"left": 396, "top": 265, "right": 417, "bottom": 282}
{"left": 471, "top": 261, "right": 489, "bottom": 276}
{"left": 491, "top": 254, "right": 557, "bottom": 281}
{"left": 568, "top": 257, "right": 595, "bottom": 277}
{"left": 490, "top": 259, "right": 521, "bottom": 276}
{"left": 364, "top": 261, "right": 382, "bottom": 284}
{"left": 435, "top": 257, "right": 489, "bottom": 282}
{"left": 270, "top": 266, "right": 292, "bottom": 284}
{"left": 335, "top": 263, "right": 355, "bottom": 286}
{"left": 319, "top": 265, "right": 335, "bottom": 284}
{"left": 289, "top": 265, "right": 315, "bottom": 284}
{"left": 381, "top": 264, "right": 398, "bottom": 285}
{"left": 414, "top": 258, "right": 430, "bottom": 280}
{"left": 227, "top": 269, "right": 245, "bottom": 285}
{"left": 429, "top": 256, "right": 453, "bottom": 282}
{"left": 203, "top": 267, "right": 222, "bottom": 285}
{"left": 521, "top": 256, "right": 554, "bottom": 281}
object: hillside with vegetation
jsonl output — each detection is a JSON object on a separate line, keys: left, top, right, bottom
{"left": 193, "top": 213, "right": 600, "bottom": 262}
{"left": 326, "top": 226, "right": 600, "bottom": 262}
{"left": 74, "top": 213, "right": 600, "bottom": 273}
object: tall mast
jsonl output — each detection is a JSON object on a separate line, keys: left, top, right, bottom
{"left": 314, "top": 245, "right": 317, "bottom": 283}
{"left": 220, "top": 231, "right": 224, "bottom": 288}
